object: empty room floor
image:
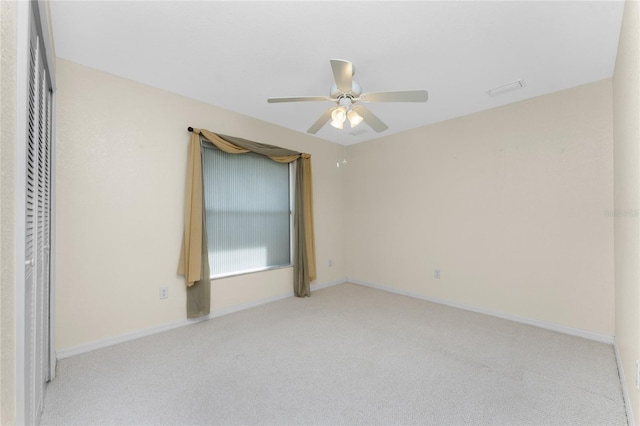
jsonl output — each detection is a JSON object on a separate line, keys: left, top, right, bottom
{"left": 41, "top": 283, "right": 627, "bottom": 425}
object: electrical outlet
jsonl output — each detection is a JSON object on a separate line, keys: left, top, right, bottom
{"left": 434, "top": 269, "right": 441, "bottom": 279}
{"left": 159, "top": 287, "right": 169, "bottom": 300}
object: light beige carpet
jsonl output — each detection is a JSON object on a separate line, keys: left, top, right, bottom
{"left": 41, "top": 283, "right": 627, "bottom": 425}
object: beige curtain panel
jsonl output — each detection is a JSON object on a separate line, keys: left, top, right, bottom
{"left": 178, "top": 128, "right": 316, "bottom": 318}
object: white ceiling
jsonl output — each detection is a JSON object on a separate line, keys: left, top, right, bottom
{"left": 49, "top": 1, "right": 624, "bottom": 145}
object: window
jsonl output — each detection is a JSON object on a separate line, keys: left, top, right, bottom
{"left": 202, "top": 144, "right": 292, "bottom": 278}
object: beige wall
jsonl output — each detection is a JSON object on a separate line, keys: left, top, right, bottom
{"left": 0, "top": 0, "right": 17, "bottom": 423}
{"left": 55, "top": 59, "right": 346, "bottom": 351}
{"left": 56, "top": 59, "right": 617, "bottom": 349}
{"left": 346, "top": 80, "right": 615, "bottom": 337}
{"left": 613, "top": 0, "right": 640, "bottom": 421}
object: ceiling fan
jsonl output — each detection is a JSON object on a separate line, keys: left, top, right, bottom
{"left": 267, "top": 59, "right": 429, "bottom": 134}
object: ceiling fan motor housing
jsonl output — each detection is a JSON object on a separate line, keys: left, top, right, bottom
{"left": 338, "top": 96, "right": 354, "bottom": 110}
{"left": 330, "top": 81, "right": 362, "bottom": 99}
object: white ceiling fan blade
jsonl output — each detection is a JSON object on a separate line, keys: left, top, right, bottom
{"left": 353, "top": 105, "right": 388, "bottom": 133}
{"left": 307, "top": 108, "right": 335, "bottom": 134}
{"left": 360, "top": 90, "right": 428, "bottom": 103}
{"left": 330, "top": 59, "right": 353, "bottom": 94}
{"left": 267, "top": 96, "right": 331, "bottom": 103}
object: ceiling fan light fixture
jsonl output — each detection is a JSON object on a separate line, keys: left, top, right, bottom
{"left": 330, "top": 119, "right": 344, "bottom": 130}
{"left": 330, "top": 106, "right": 347, "bottom": 129}
{"left": 347, "top": 109, "right": 363, "bottom": 127}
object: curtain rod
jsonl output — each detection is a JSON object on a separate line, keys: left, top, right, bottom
{"left": 187, "top": 127, "right": 194, "bottom": 132}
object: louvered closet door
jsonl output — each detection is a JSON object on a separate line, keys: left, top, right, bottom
{"left": 24, "top": 21, "right": 38, "bottom": 425}
{"left": 24, "top": 17, "right": 53, "bottom": 425}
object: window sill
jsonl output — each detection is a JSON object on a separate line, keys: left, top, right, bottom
{"left": 209, "top": 264, "right": 293, "bottom": 281}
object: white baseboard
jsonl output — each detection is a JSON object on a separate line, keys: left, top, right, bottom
{"left": 614, "top": 341, "right": 635, "bottom": 426}
{"left": 311, "top": 278, "right": 346, "bottom": 291}
{"left": 56, "top": 277, "right": 347, "bottom": 360}
{"left": 348, "top": 278, "right": 615, "bottom": 345}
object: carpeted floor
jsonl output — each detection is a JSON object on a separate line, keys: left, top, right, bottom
{"left": 41, "top": 283, "right": 627, "bottom": 425}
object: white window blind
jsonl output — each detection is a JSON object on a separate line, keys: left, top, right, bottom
{"left": 202, "top": 144, "right": 292, "bottom": 278}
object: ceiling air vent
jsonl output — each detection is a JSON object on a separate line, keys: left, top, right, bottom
{"left": 487, "top": 80, "right": 526, "bottom": 97}
{"left": 350, "top": 128, "right": 368, "bottom": 136}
